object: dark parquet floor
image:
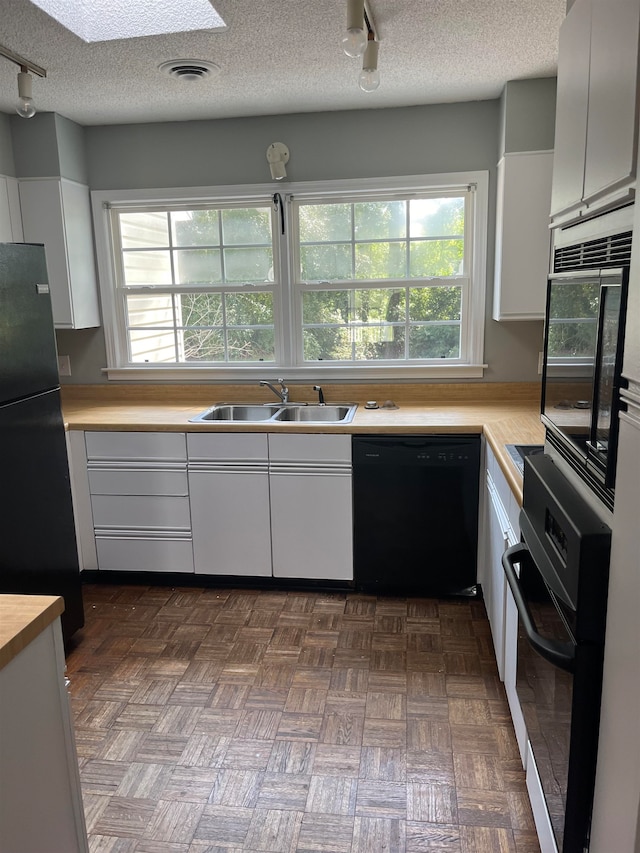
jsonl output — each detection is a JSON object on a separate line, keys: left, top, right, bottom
{"left": 66, "top": 584, "right": 541, "bottom": 853}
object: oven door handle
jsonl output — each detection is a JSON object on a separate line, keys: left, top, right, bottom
{"left": 502, "top": 543, "right": 576, "bottom": 674}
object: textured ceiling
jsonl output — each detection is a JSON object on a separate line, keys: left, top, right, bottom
{"left": 0, "top": 0, "right": 566, "bottom": 127}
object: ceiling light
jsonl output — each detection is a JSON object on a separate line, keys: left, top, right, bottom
{"left": 0, "top": 44, "right": 46, "bottom": 119}
{"left": 359, "top": 38, "right": 380, "bottom": 92}
{"left": 266, "top": 143, "right": 290, "bottom": 181}
{"left": 16, "top": 68, "right": 36, "bottom": 118}
{"left": 342, "top": 0, "right": 367, "bottom": 58}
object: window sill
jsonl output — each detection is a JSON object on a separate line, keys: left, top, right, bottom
{"left": 103, "top": 364, "right": 488, "bottom": 382}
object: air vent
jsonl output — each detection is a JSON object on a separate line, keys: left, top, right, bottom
{"left": 554, "top": 231, "right": 633, "bottom": 272}
{"left": 158, "top": 59, "right": 220, "bottom": 82}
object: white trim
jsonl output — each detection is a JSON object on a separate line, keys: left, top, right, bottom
{"left": 91, "top": 171, "right": 488, "bottom": 379}
{"left": 103, "top": 364, "right": 488, "bottom": 381}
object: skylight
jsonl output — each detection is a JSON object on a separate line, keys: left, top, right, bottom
{"left": 30, "top": 0, "right": 226, "bottom": 43}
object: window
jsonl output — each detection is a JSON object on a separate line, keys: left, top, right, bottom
{"left": 93, "top": 173, "right": 488, "bottom": 379}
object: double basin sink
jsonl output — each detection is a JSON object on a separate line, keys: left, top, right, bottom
{"left": 189, "top": 402, "right": 358, "bottom": 424}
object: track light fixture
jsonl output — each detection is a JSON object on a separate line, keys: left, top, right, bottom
{"left": 17, "top": 68, "right": 36, "bottom": 118}
{"left": 266, "top": 142, "right": 290, "bottom": 181}
{"left": 342, "top": 0, "right": 367, "bottom": 58}
{"left": 359, "top": 35, "right": 380, "bottom": 92}
{"left": 0, "top": 43, "right": 46, "bottom": 119}
{"left": 342, "top": 2, "right": 380, "bottom": 92}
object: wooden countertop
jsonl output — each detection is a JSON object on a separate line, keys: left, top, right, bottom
{"left": 0, "top": 595, "right": 64, "bottom": 671}
{"left": 61, "top": 382, "right": 545, "bottom": 506}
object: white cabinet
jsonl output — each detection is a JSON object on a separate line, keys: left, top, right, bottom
{"left": 550, "top": 0, "right": 640, "bottom": 225}
{"left": 85, "top": 431, "right": 194, "bottom": 573}
{"left": 550, "top": 0, "right": 591, "bottom": 220}
{"left": 493, "top": 152, "right": 553, "bottom": 321}
{"left": 186, "top": 432, "right": 353, "bottom": 581}
{"left": 0, "top": 174, "right": 23, "bottom": 242}
{"left": 18, "top": 177, "right": 100, "bottom": 329}
{"left": 483, "top": 471, "right": 510, "bottom": 678}
{"left": 480, "top": 444, "right": 527, "bottom": 763}
{"left": 187, "top": 433, "right": 272, "bottom": 577}
{"left": 269, "top": 434, "right": 353, "bottom": 581}
{"left": 0, "top": 602, "right": 88, "bottom": 853}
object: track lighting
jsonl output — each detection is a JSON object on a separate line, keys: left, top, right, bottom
{"left": 17, "top": 68, "right": 36, "bottom": 118}
{"left": 342, "top": 0, "right": 367, "bottom": 58}
{"left": 0, "top": 44, "right": 46, "bottom": 119}
{"left": 266, "top": 142, "right": 290, "bottom": 181}
{"left": 359, "top": 37, "right": 380, "bottom": 92}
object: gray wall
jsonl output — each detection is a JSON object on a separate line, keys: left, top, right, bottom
{"left": 0, "top": 113, "right": 16, "bottom": 175}
{"left": 14, "top": 93, "right": 556, "bottom": 385}
{"left": 10, "top": 113, "right": 88, "bottom": 182}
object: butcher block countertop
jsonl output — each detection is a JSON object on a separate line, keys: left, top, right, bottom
{"left": 0, "top": 595, "right": 64, "bottom": 670}
{"left": 61, "top": 382, "right": 545, "bottom": 505}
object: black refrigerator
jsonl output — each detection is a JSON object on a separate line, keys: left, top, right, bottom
{"left": 0, "top": 242, "right": 84, "bottom": 642}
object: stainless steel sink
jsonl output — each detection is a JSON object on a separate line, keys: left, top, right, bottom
{"left": 189, "top": 402, "right": 357, "bottom": 424}
{"left": 189, "top": 404, "right": 282, "bottom": 422}
{"left": 273, "top": 404, "right": 357, "bottom": 423}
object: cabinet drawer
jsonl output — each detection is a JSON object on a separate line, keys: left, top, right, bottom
{"left": 268, "top": 434, "right": 351, "bottom": 465}
{"left": 85, "top": 431, "right": 186, "bottom": 462}
{"left": 187, "top": 433, "right": 268, "bottom": 462}
{"left": 91, "top": 494, "right": 191, "bottom": 530}
{"left": 88, "top": 468, "right": 188, "bottom": 496}
{"left": 95, "top": 536, "right": 194, "bottom": 573}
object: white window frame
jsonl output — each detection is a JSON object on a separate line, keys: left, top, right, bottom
{"left": 92, "top": 171, "right": 488, "bottom": 381}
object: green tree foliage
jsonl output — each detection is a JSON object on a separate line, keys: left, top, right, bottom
{"left": 299, "top": 197, "right": 465, "bottom": 361}
{"left": 547, "top": 281, "right": 600, "bottom": 359}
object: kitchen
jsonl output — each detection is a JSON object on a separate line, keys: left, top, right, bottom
{"left": 1, "top": 0, "right": 639, "bottom": 851}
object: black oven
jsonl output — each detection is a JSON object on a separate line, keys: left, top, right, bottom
{"left": 541, "top": 231, "right": 631, "bottom": 510}
{"left": 502, "top": 453, "right": 611, "bottom": 853}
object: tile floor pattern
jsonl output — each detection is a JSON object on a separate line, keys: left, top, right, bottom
{"left": 66, "top": 585, "right": 541, "bottom": 853}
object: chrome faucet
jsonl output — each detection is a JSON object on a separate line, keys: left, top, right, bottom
{"left": 260, "top": 377, "right": 289, "bottom": 403}
{"left": 313, "top": 385, "right": 325, "bottom": 405}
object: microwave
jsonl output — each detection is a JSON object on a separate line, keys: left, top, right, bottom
{"left": 541, "top": 232, "right": 631, "bottom": 510}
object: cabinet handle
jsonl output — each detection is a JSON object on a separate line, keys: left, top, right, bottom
{"left": 502, "top": 543, "right": 575, "bottom": 673}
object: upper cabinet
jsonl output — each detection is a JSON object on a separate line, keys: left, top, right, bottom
{"left": 493, "top": 151, "right": 553, "bottom": 321}
{"left": 550, "top": 0, "right": 640, "bottom": 226}
{"left": 18, "top": 177, "right": 100, "bottom": 329}
{"left": 0, "top": 175, "right": 23, "bottom": 243}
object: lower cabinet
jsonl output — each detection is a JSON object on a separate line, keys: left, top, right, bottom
{"left": 187, "top": 433, "right": 272, "bottom": 577}
{"left": 480, "top": 443, "right": 527, "bottom": 764}
{"left": 0, "top": 609, "right": 88, "bottom": 852}
{"left": 269, "top": 434, "right": 353, "bottom": 580}
{"left": 187, "top": 432, "right": 353, "bottom": 580}
{"left": 73, "top": 428, "right": 352, "bottom": 582}
{"left": 84, "top": 431, "right": 194, "bottom": 573}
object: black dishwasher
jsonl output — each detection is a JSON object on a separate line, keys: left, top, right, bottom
{"left": 352, "top": 435, "right": 480, "bottom": 596}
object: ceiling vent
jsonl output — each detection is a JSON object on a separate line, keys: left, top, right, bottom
{"left": 158, "top": 59, "right": 220, "bottom": 82}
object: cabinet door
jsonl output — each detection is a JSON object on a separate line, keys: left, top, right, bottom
{"left": 550, "top": 0, "right": 591, "bottom": 219}
{"left": 493, "top": 153, "right": 553, "bottom": 321}
{"left": 18, "top": 178, "right": 100, "bottom": 329}
{"left": 485, "top": 475, "right": 509, "bottom": 680}
{"left": 189, "top": 468, "right": 272, "bottom": 577}
{"left": 270, "top": 470, "right": 353, "bottom": 580}
{"left": 583, "top": 0, "right": 640, "bottom": 205}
